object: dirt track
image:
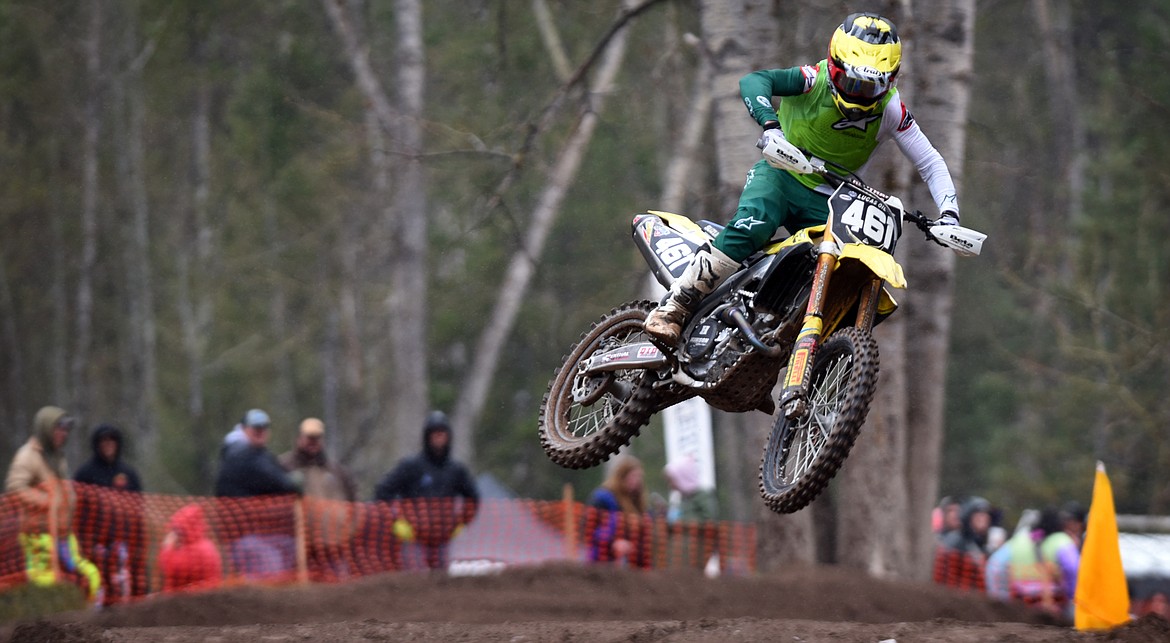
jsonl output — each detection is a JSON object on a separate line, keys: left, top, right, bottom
{"left": 4, "top": 563, "right": 1168, "bottom": 642}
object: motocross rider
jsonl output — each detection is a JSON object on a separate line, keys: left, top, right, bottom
{"left": 644, "top": 12, "right": 962, "bottom": 345}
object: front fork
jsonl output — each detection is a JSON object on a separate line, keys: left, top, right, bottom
{"left": 778, "top": 244, "right": 883, "bottom": 419}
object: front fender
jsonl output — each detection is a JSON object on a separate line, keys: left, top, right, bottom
{"left": 838, "top": 244, "right": 906, "bottom": 289}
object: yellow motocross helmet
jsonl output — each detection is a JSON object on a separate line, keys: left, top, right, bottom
{"left": 826, "top": 13, "right": 902, "bottom": 121}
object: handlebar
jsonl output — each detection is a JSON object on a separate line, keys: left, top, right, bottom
{"left": 757, "top": 133, "right": 985, "bottom": 256}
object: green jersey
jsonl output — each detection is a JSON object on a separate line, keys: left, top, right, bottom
{"left": 740, "top": 60, "right": 894, "bottom": 191}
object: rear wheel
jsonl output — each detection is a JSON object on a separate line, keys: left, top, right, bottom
{"left": 539, "top": 301, "right": 661, "bottom": 469}
{"left": 759, "top": 327, "right": 878, "bottom": 513}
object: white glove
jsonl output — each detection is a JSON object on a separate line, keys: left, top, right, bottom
{"left": 756, "top": 128, "right": 786, "bottom": 150}
{"left": 933, "top": 212, "right": 959, "bottom": 227}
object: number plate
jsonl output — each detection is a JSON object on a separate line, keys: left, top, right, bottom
{"left": 828, "top": 185, "right": 901, "bottom": 254}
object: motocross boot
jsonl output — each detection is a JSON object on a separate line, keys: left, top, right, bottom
{"left": 644, "top": 244, "right": 740, "bottom": 345}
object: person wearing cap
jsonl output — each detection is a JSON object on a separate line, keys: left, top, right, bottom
{"left": 214, "top": 409, "right": 301, "bottom": 498}
{"left": 278, "top": 418, "right": 356, "bottom": 502}
{"left": 214, "top": 409, "right": 301, "bottom": 580}
{"left": 374, "top": 411, "right": 479, "bottom": 571}
{"left": 5, "top": 406, "right": 103, "bottom": 607}
{"left": 73, "top": 423, "right": 145, "bottom": 604}
{"left": 279, "top": 418, "right": 358, "bottom": 580}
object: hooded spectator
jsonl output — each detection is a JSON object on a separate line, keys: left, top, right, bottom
{"left": 73, "top": 422, "right": 145, "bottom": 604}
{"left": 374, "top": 411, "right": 479, "bottom": 571}
{"left": 159, "top": 503, "right": 223, "bottom": 592}
{"left": 5, "top": 406, "right": 103, "bottom": 606}
{"left": 74, "top": 424, "right": 143, "bottom": 492}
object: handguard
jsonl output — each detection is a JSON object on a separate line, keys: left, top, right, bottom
{"left": 759, "top": 133, "right": 814, "bottom": 174}
{"left": 929, "top": 223, "right": 986, "bottom": 257}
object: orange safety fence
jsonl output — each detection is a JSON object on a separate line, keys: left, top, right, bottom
{"left": 0, "top": 482, "right": 757, "bottom": 604}
{"left": 931, "top": 545, "right": 986, "bottom": 592}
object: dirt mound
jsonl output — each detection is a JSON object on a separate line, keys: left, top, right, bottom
{"left": 77, "top": 563, "right": 1053, "bottom": 628}
{"left": 5, "top": 563, "right": 1164, "bottom": 642}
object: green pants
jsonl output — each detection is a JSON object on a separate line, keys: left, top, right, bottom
{"left": 19, "top": 533, "right": 102, "bottom": 601}
{"left": 712, "top": 160, "right": 830, "bottom": 262}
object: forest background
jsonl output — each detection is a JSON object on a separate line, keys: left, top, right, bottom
{"left": 1, "top": 0, "right": 1167, "bottom": 579}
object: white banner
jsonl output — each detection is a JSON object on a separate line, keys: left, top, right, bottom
{"left": 662, "top": 397, "right": 716, "bottom": 490}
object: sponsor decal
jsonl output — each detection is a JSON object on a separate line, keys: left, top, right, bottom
{"left": 601, "top": 350, "right": 631, "bottom": 363}
{"left": 802, "top": 65, "right": 818, "bottom": 93}
{"left": 637, "top": 345, "right": 659, "bottom": 358}
{"left": 786, "top": 349, "right": 809, "bottom": 387}
{"left": 732, "top": 216, "right": 767, "bottom": 231}
{"left": 897, "top": 104, "right": 916, "bottom": 132}
{"left": 832, "top": 113, "right": 881, "bottom": 131}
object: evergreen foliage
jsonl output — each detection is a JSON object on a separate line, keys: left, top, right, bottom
{"left": 0, "top": 0, "right": 1166, "bottom": 520}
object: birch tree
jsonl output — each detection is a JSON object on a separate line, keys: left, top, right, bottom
{"left": 451, "top": 0, "right": 645, "bottom": 464}
{"left": 900, "top": 0, "right": 976, "bottom": 579}
{"left": 320, "top": 0, "right": 430, "bottom": 468}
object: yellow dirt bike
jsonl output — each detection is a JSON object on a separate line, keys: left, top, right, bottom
{"left": 538, "top": 136, "right": 986, "bottom": 513}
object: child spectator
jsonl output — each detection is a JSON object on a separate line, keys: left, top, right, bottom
{"left": 159, "top": 503, "right": 222, "bottom": 592}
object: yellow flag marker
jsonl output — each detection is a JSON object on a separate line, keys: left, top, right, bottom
{"left": 1074, "top": 461, "right": 1131, "bottom": 630}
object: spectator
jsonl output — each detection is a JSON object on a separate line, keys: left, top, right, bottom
{"left": 933, "top": 496, "right": 992, "bottom": 591}
{"left": 279, "top": 417, "right": 358, "bottom": 580}
{"left": 1060, "top": 501, "right": 1087, "bottom": 549}
{"left": 73, "top": 423, "right": 145, "bottom": 604}
{"left": 278, "top": 418, "right": 356, "bottom": 501}
{"left": 985, "top": 509, "right": 1039, "bottom": 602}
{"left": 4, "top": 406, "right": 103, "bottom": 607}
{"left": 1038, "top": 506, "right": 1081, "bottom": 620}
{"left": 215, "top": 409, "right": 300, "bottom": 498}
{"left": 374, "top": 411, "right": 479, "bottom": 571}
{"left": 214, "top": 409, "right": 300, "bottom": 579}
{"left": 74, "top": 424, "right": 144, "bottom": 493}
{"left": 932, "top": 495, "right": 964, "bottom": 540}
{"left": 158, "top": 503, "right": 222, "bottom": 592}
{"left": 219, "top": 423, "right": 246, "bottom": 460}
{"left": 663, "top": 455, "right": 718, "bottom": 572}
{"left": 995, "top": 506, "right": 1080, "bottom": 618}
{"left": 663, "top": 455, "right": 716, "bottom": 524}
{"left": 587, "top": 455, "right": 650, "bottom": 568}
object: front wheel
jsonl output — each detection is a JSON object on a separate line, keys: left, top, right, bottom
{"left": 539, "top": 300, "right": 661, "bottom": 469}
{"left": 758, "top": 326, "right": 879, "bottom": 513}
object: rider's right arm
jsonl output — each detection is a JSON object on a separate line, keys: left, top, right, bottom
{"left": 739, "top": 66, "right": 812, "bottom": 127}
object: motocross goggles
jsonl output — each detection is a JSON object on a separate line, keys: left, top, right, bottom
{"left": 826, "top": 56, "right": 894, "bottom": 106}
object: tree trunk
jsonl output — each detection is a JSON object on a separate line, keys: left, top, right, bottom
{"left": 123, "top": 46, "right": 159, "bottom": 463}
{"left": 72, "top": 0, "right": 104, "bottom": 422}
{"left": 901, "top": 0, "right": 975, "bottom": 580}
{"left": 386, "top": 0, "right": 430, "bottom": 463}
{"left": 320, "top": 0, "right": 430, "bottom": 468}
{"left": 0, "top": 257, "right": 26, "bottom": 449}
{"left": 176, "top": 57, "right": 217, "bottom": 490}
{"left": 699, "top": 0, "right": 817, "bottom": 561}
{"left": 828, "top": 2, "right": 912, "bottom": 577}
{"left": 450, "top": 1, "right": 639, "bottom": 464}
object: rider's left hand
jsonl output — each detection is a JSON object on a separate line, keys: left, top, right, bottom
{"left": 933, "top": 211, "right": 959, "bottom": 227}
